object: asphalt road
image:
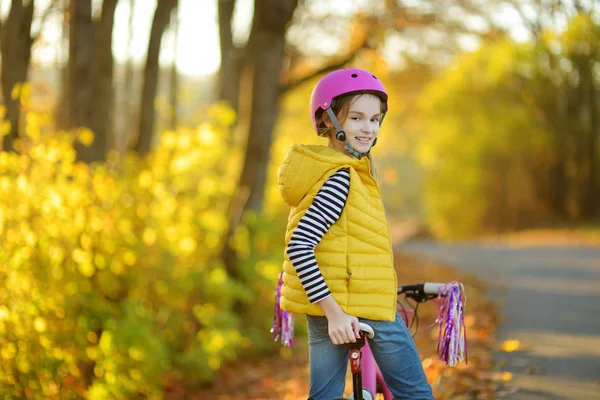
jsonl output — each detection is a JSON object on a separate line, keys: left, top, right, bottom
{"left": 398, "top": 240, "right": 600, "bottom": 399}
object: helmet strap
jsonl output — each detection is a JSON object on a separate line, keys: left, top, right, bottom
{"left": 326, "top": 108, "right": 373, "bottom": 160}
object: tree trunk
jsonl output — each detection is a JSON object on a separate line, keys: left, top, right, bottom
{"left": 69, "top": 0, "right": 101, "bottom": 162}
{"left": 238, "top": 0, "right": 298, "bottom": 212}
{"left": 0, "top": 0, "right": 35, "bottom": 152}
{"left": 221, "top": 0, "right": 298, "bottom": 280}
{"left": 583, "top": 61, "right": 599, "bottom": 219}
{"left": 135, "top": 0, "right": 177, "bottom": 155}
{"left": 115, "top": 0, "right": 136, "bottom": 154}
{"left": 217, "top": 0, "right": 243, "bottom": 116}
{"left": 55, "top": 0, "right": 70, "bottom": 131}
{"left": 169, "top": 7, "right": 179, "bottom": 130}
{"left": 547, "top": 79, "right": 570, "bottom": 219}
{"left": 219, "top": 0, "right": 368, "bottom": 279}
{"left": 93, "top": 0, "right": 119, "bottom": 158}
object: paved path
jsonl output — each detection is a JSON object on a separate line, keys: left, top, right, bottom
{"left": 398, "top": 240, "right": 600, "bottom": 399}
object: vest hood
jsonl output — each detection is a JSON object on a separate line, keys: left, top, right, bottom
{"left": 278, "top": 144, "right": 368, "bottom": 207}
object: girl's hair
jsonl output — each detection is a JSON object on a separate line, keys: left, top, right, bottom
{"left": 315, "top": 93, "right": 383, "bottom": 180}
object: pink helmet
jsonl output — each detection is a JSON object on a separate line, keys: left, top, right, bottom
{"left": 310, "top": 68, "right": 388, "bottom": 135}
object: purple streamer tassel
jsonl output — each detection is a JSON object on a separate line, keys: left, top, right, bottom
{"left": 435, "top": 281, "right": 468, "bottom": 366}
{"left": 270, "top": 270, "right": 294, "bottom": 347}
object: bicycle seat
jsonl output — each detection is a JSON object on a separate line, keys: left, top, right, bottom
{"left": 359, "top": 322, "right": 375, "bottom": 339}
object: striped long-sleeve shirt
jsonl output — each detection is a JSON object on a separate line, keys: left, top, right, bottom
{"left": 285, "top": 168, "right": 350, "bottom": 303}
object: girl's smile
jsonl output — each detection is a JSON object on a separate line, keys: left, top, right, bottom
{"left": 329, "top": 94, "right": 382, "bottom": 157}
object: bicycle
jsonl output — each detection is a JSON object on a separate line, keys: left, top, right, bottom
{"left": 335, "top": 282, "right": 468, "bottom": 400}
{"left": 271, "top": 280, "right": 467, "bottom": 400}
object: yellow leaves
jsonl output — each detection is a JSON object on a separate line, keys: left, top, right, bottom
{"left": 72, "top": 248, "right": 91, "bottom": 264}
{"left": 54, "top": 308, "right": 65, "bottom": 319}
{"left": 73, "top": 248, "right": 95, "bottom": 276}
{"left": 122, "top": 251, "right": 137, "bottom": 266}
{"left": 0, "top": 176, "right": 10, "bottom": 194}
{"left": 128, "top": 347, "right": 145, "bottom": 361}
{"left": 24, "top": 113, "right": 41, "bottom": 140}
{"left": 87, "top": 331, "right": 99, "bottom": 344}
{"left": 256, "top": 261, "right": 280, "bottom": 280}
{"left": 33, "top": 317, "right": 47, "bottom": 333}
{"left": 129, "top": 369, "right": 142, "bottom": 380}
{"left": 77, "top": 128, "right": 95, "bottom": 147}
{"left": 52, "top": 348, "right": 64, "bottom": 360}
{"left": 136, "top": 203, "right": 149, "bottom": 218}
{"left": 110, "top": 261, "right": 125, "bottom": 276}
{"left": 77, "top": 262, "right": 96, "bottom": 277}
{"left": 117, "top": 218, "right": 133, "bottom": 235}
{"left": 176, "top": 130, "right": 193, "bottom": 150}
{"left": 178, "top": 237, "right": 197, "bottom": 254}
{"left": 80, "top": 233, "right": 93, "bottom": 250}
{"left": 382, "top": 166, "right": 398, "bottom": 184}
{"left": 49, "top": 245, "right": 65, "bottom": 265}
{"left": 206, "top": 101, "right": 237, "bottom": 127}
{"left": 2, "top": 343, "right": 17, "bottom": 359}
{"left": 160, "top": 131, "right": 177, "bottom": 149}
{"left": 154, "top": 280, "right": 168, "bottom": 295}
{"left": 94, "top": 253, "right": 106, "bottom": 269}
{"left": 209, "top": 267, "right": 227, "bottom": 285}
{"left": 86, "top": 346, "right": 99, "bottom": 361}
{"left": 500, "top": 371, "right": 513, "bottom": 382}
{"left": 99, "top": 331, "right": 113, "bottom": 352}
{"left": 500, "top": 339, "right": 521, "bottom": 353}
{"left": 562, "top": 14, "right": 598, "bottom": 55}
{"left": 170, "top": 154, "right": 193, "bottom": 174}
{"left": 138, "top": 169, "right": 153, "bottom": 188}
{"left": 208, "top": 357, "right": 221, "bottom": 370}
{"left": 196, "top": 123, "right": 218, "bottom": 147}
{"left": 39, "top": 335, "right": 52, "bottom": 349}
{"left": 16, "top": 175, "right": 30, "bottom": 193}
{"left": 0, "top": 107, "right": 252, "bottom": 396}
{"left": 143, "top": 227, "right": 158, "bottom": 245}
{"left": 1, "top": 120, "right": 11, "bottom": 137}
{"left": 193, "top": 303, "right": 216, "bottom": 326}
{"left": 68, "top": 362, "right": 81, "bottom": 377}
{"left": 0, "top": 305, "right": 9, "bottom": 321}
{"left": 11, "top": 83, "right": 22, "bottom": 100}
{"left": 202, "top": 330, "right": 226, "bottom": 355}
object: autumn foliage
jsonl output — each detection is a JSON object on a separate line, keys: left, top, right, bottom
{"left": 0, "top": 104, "right": 285, "bottom": 399}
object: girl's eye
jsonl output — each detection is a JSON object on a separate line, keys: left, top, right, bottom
{"left": 351, "top": 117, "right": 360, "bottom": 121}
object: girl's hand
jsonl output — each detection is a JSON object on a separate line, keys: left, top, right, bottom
{"left": 317, "top": 296, "right": 361, "bottom": 345}
{"left": 327, "top": 311, "right": 361, "bottom": 345}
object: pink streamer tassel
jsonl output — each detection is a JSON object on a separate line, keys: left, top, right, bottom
{"left": 270, "top": 270, "right": 294, "bottom": 347}
{"left": 435, "top": 281, "right": 468, "bottom": 366}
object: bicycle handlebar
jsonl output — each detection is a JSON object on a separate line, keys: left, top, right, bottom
{"left": 397, "top": 283, "right": 446, "bottom": 295}
{"left": 397, "top": 282, "right": 448, "bottom": 303}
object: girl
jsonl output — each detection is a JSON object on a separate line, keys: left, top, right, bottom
{"left": 276, "top": 68, "right": 434, "bottom": 399}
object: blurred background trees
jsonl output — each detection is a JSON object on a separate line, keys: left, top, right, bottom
{"left": 0, "top": 0, "right": 599, "bottom": 398}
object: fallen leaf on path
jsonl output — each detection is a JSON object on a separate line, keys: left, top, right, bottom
{"left": 500, "top": 339, "right": 521, "bottom": 352}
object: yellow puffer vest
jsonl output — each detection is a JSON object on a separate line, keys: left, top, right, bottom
{"left": 278, "top": 144, "right": 397, "bottom": 321}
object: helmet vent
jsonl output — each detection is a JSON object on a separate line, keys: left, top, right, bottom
{"left": 372, "top": 75, "right": 378, "bottom": 79}
{"left": 351, "top": 73, "right": 358, "bottom": 78}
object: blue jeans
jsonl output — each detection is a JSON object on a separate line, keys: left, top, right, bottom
{"left": 306, "top": 311, "right": 434, "bottom": 400}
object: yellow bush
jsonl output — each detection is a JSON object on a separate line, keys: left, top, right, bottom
{"left": 0, "top": 106, "right": 283, "bottom": 399}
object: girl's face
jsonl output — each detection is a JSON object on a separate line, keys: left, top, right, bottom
{"left": 328, "top": 94, "right": 382, "bottom": 156}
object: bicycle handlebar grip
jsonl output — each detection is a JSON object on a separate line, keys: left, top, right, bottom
{"left": 359, "top": 322, "right": 375, "bottom": 339}
{"left": 397, "top": 282, "right": 447, "bottom": 295}
{"left": 423, "top": 283, "right": 446, "bottom": 295}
